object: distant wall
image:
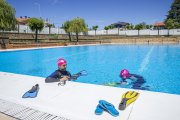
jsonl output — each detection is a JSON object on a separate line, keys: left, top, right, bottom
{"left": 88, "top": 29, "right": 180, "bottom": 36}
{"left": 1, "top": 25, "right": 180, "bottom": 36}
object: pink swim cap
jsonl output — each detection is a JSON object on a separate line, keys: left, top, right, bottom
{"left": 57, "top": 58, "right": 67, "bottom": 66}
{"left": 120, "top": 69, "right": 129, "bottom": 78}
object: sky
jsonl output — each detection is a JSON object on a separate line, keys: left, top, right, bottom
{"left": 7, "top": 0, "right": 173, "bottom": 29}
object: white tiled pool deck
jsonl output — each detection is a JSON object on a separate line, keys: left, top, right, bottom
{"left": 0, "top": 72, "right": 180, "bottom": 120}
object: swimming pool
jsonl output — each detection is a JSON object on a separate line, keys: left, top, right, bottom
{"left": 0, "top": 45, "right": 180, "bottom": 95}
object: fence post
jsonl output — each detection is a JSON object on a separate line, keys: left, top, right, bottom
{"left": 118, "top": 27, "right": 120, "bottom": 35}
{"left": 26, "top": 26, "right": 28, "bottom": 33}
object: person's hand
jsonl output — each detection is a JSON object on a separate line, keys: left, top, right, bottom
{"left": 71, "top": 74, "right": 79, "bottom": 80}
{"left": 60, "top": 76, "right": 70, "bottom": 81}
{"left": 120, "top": 80, "right": 128, "bottom": 85}
{"left": 71, "top": 75, "right": 77, "bottom": 80}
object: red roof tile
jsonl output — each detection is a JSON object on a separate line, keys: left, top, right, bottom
{"left": 154, "top": 22, "right": 165, "bottom": 27}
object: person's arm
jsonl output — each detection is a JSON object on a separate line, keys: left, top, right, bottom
{"left": 45, "top": 70, "right": 64, "bottom": 83}
{"left": 122, "top": 78, "right": 127, "bottom": 82}
{"left": 45, "top": 77, "right": 60, "bottom": 83}
{"left": 119, "top": 77, "right": 127, "bottom": 85}
{"left": 67, "top": 71, "right": 71, "bottom": 78}
{"left": 66, "top": 71, "right": 79, "bottom": 80}
{"left": 129, "top": 74, "right": 145, "bottom": 83}
{"left": 129, "top": 74, "right": 138, "bottom": 81}
{"left": 45, "top": 76, "right": 70, "bottom": 83}
{"left": 71, "top": 72, "right": 80, "bottom": 80}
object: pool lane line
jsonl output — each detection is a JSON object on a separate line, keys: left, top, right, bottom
{"left": 138, "top": 46, "right": 154, "bottom": 73}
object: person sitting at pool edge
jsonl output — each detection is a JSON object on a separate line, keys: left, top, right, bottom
{"left": 120, "top": 69, "right": 146, "bottom": 89}
{"left": 45, "top": 58, "right": 76, "bottom": 83}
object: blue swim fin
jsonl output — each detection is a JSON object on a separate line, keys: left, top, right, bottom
{"left": 99, "top": 100, "right": 119, "bottom": 117}
{"left": 22, "top": 92, "right": 30, "bottom": 98}
{"left": 95, "top": 104, "right": 104, "bottom": 115}
{"left": 22, "top": 84, "right": 39, "bottom": 98}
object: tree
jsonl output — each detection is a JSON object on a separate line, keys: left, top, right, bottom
{"left": 52, "top": 23, "right": 55, "bottom": 28}
{"left": 104, "top": 26, "right": 109, "bottom": 35}
{"left": 125, "top": 24, "right": 134, "bottom": 30}
{"left": 108, "top": 24, "right": 115, "bottom": 29}
{"left": 28, "top": 18, "right": 44, "bottom": 42}
{"left": 146, "top": 25, "right": 153, "bottom": 29}
{"left": 92, "top": 25, "right": 98, "bottom": 36}
{"left": 145, "top": 25, "right": 150, "bottom": 29}
{"left": 166, "top": 0, "right": 180, "bottom": 24}
{"left": 165, "top": 19, "right": 175, "bottom": 29}
{"left": 63, "top": 20, "right": 72, "bottom": 41}
{"left": 47, "top": 23, "right": 53, "bottom": 34}
{"left": 134, "top": 23, "right": 144, "bottom": 36}
{"left": 134, "top": 23, "right": 144, "bottom": 30}
{"left": 165, "top": 18, "right": 179, "bottom": 36}
{"left": 69, "top": 17, "right": 88, "bottom": 42}
{"left": 174, "top": 23, "right": 180, "bottom": 28}
{"left": 0, "top": 0, "right": 16, "bottom": 31}
{"left": 141, "top": 22, "right": 146, "bottom": 29}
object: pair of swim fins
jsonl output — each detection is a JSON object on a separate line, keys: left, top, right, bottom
{"left": 119, "top": 91, "right": 140, "bottom": 110}
{"left": 22, "top": 84, "right": 39, "bottom": 98}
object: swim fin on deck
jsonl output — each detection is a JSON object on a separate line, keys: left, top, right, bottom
{"left": 22, "top": 84, "right": 39, "bottom": 98}
{"left": 119, "top": 91, "right": 140, "bottom": 110}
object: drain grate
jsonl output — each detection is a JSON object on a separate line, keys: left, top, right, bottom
{"left": 0, "top": 99, "right": 70, "bottom": 120}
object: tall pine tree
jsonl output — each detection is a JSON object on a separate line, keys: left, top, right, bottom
{"left": 166, "top": 0, "right": 180, "bottom": 24}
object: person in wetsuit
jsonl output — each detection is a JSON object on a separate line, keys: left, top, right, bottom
{"left": 120, "top": 69, "right": 146, "bottom": 90}
{"left": 45, "top": 58, "right": 73, "bottom": 83}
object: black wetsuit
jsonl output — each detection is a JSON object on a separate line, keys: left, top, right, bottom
{"left": 121, "top": 74, "right": 146, "bottom": 90}
{"left": 45, "top": 69, "right": 71, "bottom": 83}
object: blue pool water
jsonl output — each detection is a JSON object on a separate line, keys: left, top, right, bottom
{"left": 0, "top": 45, "right": 180, "bottom": 95}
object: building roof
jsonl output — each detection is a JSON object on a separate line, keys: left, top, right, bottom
{"left": 154, "top": 22, "right": 165, "bottom": 27}
{"left": 16, "top": 18, "right": 29, "bottom": 25}
{"left": 112, "top": 21, "right": 130, "bottom": 28}
{"left": 113, "top": 22, "right": 129, "bottom": 26}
